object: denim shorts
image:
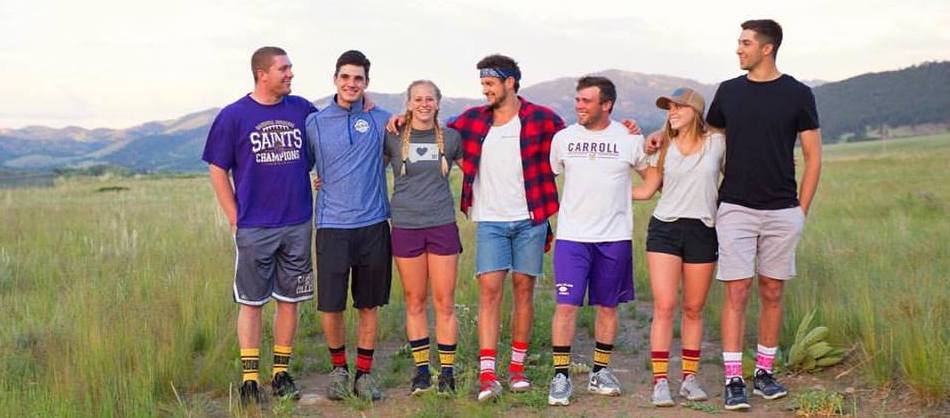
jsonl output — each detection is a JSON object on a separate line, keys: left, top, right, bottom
{"left": 475, "top": 219, "right": 548, "bottom": 277}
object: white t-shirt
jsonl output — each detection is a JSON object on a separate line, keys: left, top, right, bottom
{"left": 471, "top": 117, "right": 530, "bottom": 221}
{"left": 551, "top": 121, "right": 648, "bottom": 242}
{"left": 647, "top": 132, "right": 726, "bottom": 227}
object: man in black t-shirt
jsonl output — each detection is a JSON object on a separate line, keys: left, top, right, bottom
{"left": 706, "top": 19, "right": 823, "bottom": 411}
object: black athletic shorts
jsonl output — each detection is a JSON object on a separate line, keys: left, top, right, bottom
{"left": 315, "top": 220, "right": 392, "bottom": 312}
{"left": 646, "top": 217, "right": 718, "bottom": 263}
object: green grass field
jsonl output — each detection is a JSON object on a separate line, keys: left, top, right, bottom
{"left": 1, "top": 134, "right": 947, "bottom": 416}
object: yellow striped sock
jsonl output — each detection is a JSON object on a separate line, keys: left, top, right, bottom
{"left": 682, "top": 349, "right": 701, "bottom": 377}
{"left": 437, "top": 343, "right": 456, "bottom": 375}
{"left": 553, "top": 345, "right": 571, "bottom": 377}
{"left": 272, "top": 344, "right": 292, "bottom": 377}
{"left": 409, "top": 337, "right": 430, "bottom": 374}
{"left": 651, "top": 351, "right": 669, "bottom": 382}
{"left": 241, "top": 348, "right": 260, "bottom": 383}
{"left": 593, "top": 342, "right": 613, "bottom": 372}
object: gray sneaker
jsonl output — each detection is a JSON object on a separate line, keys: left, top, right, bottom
{"left": 587, "top": 368, "right": 622, "bottom": 396}
{"left": 326, "top": 367, "right": 351, "bottom": 400}
{"left": 678, "top": 374, "right": 708, "bottom": 401}
{"left": 651, "top": 378, "right": 675, "bottom": 407}
{"left": 548, "top": 373, "right": 573, "bottom": 406}
{"left": 353, "top": 374, "right": 383, "bottom": 401}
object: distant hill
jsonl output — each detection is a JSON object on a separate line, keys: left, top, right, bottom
{"left": 812, "top": 61, "right": 950, "bottom": 140}
{"left": 2, "top": 62, "right": 947, "bottom": 172}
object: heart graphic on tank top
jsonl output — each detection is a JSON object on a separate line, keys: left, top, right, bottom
{"left": 416, "top": 147, "right": 427, "bottom": 156}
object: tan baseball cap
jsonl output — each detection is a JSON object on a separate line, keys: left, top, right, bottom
{"left": 656, "top": 87, "right": 706, "bottom": 115}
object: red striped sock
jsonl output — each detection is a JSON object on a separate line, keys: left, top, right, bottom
{"left": 479, "top": 349, "right": 497, "bottom": 384}
{"left": 355, "top": 347, "right": 374, "bottom": 377}
{"left": 329, "top": 345, "right": 347, "bottom": 369}
{"left": 509, "top": 341, "right": 528, "bottom": 374}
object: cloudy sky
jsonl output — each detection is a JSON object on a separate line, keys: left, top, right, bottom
{"left": 2, "top": 0, "right": 947, "bottom": 129}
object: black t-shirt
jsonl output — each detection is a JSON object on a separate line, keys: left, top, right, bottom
{"left": 706, "top": 74, "right": 819, "bottom": 210}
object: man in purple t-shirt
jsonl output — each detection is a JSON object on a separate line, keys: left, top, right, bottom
{"left": 202, "top": 46, "right": 317, "bottom": 406}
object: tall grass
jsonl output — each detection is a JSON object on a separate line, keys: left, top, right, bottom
{"left": 0, "top": 134, "right": 947, "bottom": 416}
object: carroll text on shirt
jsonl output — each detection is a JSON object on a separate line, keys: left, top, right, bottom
{"left": 566, "top": 141, "right": 620, "bottom": 158}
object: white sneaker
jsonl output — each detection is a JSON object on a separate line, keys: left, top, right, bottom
{"left": 678, "top": 374, "right": 708, "bottom": 401}
{"left": 651, "top": 378, "right": 675, "bottom": 407}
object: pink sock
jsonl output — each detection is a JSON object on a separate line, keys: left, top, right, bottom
{"left": 723, "top": 351, "right": 743, "bottom": 383}
{"left": 755, "top": 344, "right": 777, "bottom": 374}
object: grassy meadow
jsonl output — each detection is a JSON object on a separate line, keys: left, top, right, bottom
{"left": 0, "top": 134, "right": 947, "bottom": 416}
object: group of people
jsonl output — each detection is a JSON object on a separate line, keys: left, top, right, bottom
{"left": 203, "top": 18, "right": 822, "bottom": 412}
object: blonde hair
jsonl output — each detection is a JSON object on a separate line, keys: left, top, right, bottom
{"left": 656, "top": 105, "right": 708, "bottom": 173}
{"left": 400, "top": 80, "right": 449, "bottom": 177}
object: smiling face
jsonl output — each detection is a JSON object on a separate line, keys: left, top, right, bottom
{"left": 334, "top": 64, "right": 368, "bottom": 106}
{"left": 666, "top": 102, "right": 697, "bottom": 131}
{"left": 408, "top": 83, "right": 440, "bottom": 125}
{"left": 737, "top": 29, "right": 772, "bottom": 71}
{"left": 258, "top": 54, "right": 293, "bottom": 97}
{"left": 574, "top": 86, "right": 611, "bottom": 129}
{"left": 480, "top": 76, "right": 513, "bottom": 109}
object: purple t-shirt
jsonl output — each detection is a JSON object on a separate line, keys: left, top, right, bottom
{"left": 202, "top": 94, "right": 317, "bottom": 228}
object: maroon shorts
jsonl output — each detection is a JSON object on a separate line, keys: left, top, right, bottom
{"left": 391, "top": 223, "right": 463, "bottom": 258}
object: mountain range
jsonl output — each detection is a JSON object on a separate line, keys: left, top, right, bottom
{"left": 1, "top": 62, "right": 947, "bottom": 172}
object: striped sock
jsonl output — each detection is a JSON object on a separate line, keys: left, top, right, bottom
{"left": 682, "top": 348, "right": 701, "bottom": 378}
{"left": 723, "top": 351, "right": 743, "bottom": 383}
{"left": 241, "top": 348, "right": 260, "bottom": 383}
{"left": 553, "top": 345, "right": 571, "bottom": 378}
{"left": 355, "top": 347, "right": 374, "bottom": 380}
{"left": 755, "top": 344, "right": 777, "bottom": 374}
{"left": 651, "top": 351, "right": 669, "bottom": 383}
{"left": 438, "top": 343, "right": 456, "bottom": 377}
{"left": 272, "top": 344, "right": 292, "bottom": 377}
{"left": 328, "top": 345, "right": 347, "bottom": 370}
{"left": 409, "top": 337, "right": 430, "bottom": 375}
{"left": 479, "top": 349, "right": 497, "bottom": 384}
{"left": 592, "top": 342, "right": 613, "bottom": 373}
{"left": 509, "top": 341, "right": 528, "bottom": 374}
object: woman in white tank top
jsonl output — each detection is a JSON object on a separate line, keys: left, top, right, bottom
{"left": 633, "top": 88, "right": 725, "bottom": 406}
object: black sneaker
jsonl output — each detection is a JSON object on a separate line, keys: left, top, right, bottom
{"left": 239, "top": 380, "right": 266, "bottom": 406}
{"left": 410, "top": 370, "right": 433, "bottom": 395}
{"left": 724, "top": 377, "right": 751, "bottom": 411}
{"left": 271, "top": 371, "right": 301, "bottom": 400}
{"left": 437, "top": 373, "right": 456, "bottom": 395}
{"left": 752, "top": 369, "right": 788, "bottom": 400}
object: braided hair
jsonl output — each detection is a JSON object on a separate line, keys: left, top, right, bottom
{"left": 399, "top": 80, "right": 448, "bottom": 177}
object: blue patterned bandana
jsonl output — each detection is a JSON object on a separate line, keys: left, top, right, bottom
{"left": 479, "top": 67, "right": 521, "bottom": 82}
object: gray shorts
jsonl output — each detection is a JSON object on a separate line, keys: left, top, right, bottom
{"left": 715, "top": 203, "right": 805, "bottom": 281}
{"left": 233, "top": 221, "right": 314, "bottom": 306}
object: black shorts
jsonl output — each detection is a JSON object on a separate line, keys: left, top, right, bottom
{"left": 646, "top": 217, "right": 718, "bottom": 263}
{"left": 316, "top": 221, "right": 392, "bottom": 312}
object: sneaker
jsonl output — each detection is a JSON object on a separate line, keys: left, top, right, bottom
{"left": 477, "top": 379, "right": 502, "bottom": 402}
{"left": 353, "top": 373, "right": 383, "bottom": 401}
{"left": 678, "top": 374, "right": 708, "bottom": 401}
{"left": 587, "top": 368, "right": 622, "bottom": 396}
{"left": 410, "top": 370, "right": 433, "bottom": 396}
{"left": 752, "top": 369, "right": 788, "bottom": 400}
{"left": 326, "top": 367, "right": 351, "bottom": 400}
{"left": 437, "top": 373, "right": 456, "bottom": 395}
{"left": 508, "top": 370, "right": 532, "bottom": 392}
{"left": 547, "top": 373, "right": 573, "bottom": 406}
{"left": 724, "top": 377, "right": 751, "bottom": 410}
{"left": 239, "top": 380, "right": 266, "bottom": 406}
{"left": 651, "top": 378, "right": 675, "bottom": 407}
{"left": 271, "top": 371, "right": 301, "bottom": 400}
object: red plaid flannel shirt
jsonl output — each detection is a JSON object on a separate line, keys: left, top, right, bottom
{"left": 449, "top": 97, "right": 565, "bottom": 241}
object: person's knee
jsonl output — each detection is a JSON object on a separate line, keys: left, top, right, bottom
{"left": 653, "top": 300, "right": 677, "bottom": 321}
{"left": 554, "top": 304, "right": 578, "bottom": 320}
{"left": 725, "top": 280, "right": 753, "bottom": 306}
{"left": 759, "top": 283, "right": 784, "bottom": 305}
{"left": 682, "top": 303, "right": 704, "bottom": 321}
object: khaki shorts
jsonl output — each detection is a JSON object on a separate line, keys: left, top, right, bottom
{"left": 715, "top": 203, "right": 805, "bottom": 281}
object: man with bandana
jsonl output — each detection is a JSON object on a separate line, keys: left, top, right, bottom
{"left": 448, "top": 54, "right": 565, "bottom": 402}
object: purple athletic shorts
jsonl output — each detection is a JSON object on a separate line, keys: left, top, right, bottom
{"left": 391, "top": 222, "right": 462, "bottom": 258}
{"left": 553, "top": 239, "right": 634, "bottom": 307}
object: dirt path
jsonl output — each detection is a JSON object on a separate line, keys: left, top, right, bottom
{"left": 265, "top": 302, "right": 868, "bottom": 417}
